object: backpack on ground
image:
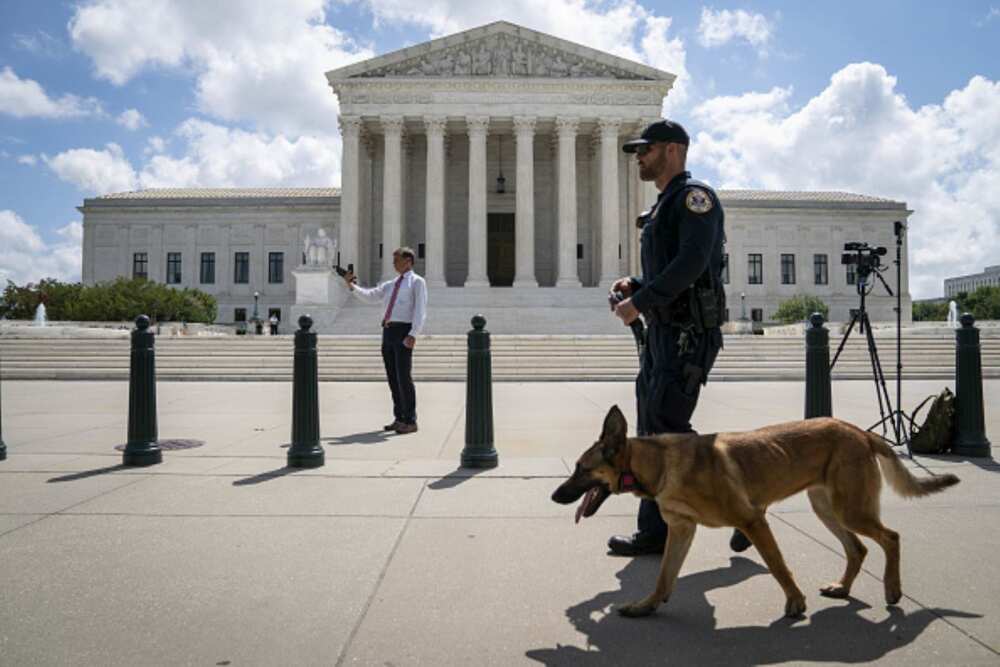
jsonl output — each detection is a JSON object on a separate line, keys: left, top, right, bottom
{"left": 908, "top": 387, "right": 955, "bottom": 455}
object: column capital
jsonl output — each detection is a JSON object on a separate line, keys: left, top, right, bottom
{"left": 423, "top": 115, "right": 447, "bottom": 135}
{"left": 380, "top": 115, "right": 405, "bottom": 135}
{"left": 338, "top": 114, "right": 363, "bottom": 136}
{"left": 555, "top": 116, "right": 579, "bottom": 136}
{"left": 598, "top": 117, "right": 622, "bottom": 138}
{"left": 466, "top": 115, "right": 490, "bottom": 135}
{"left": 512, "top": 116, "right": 537, "bottom": 135}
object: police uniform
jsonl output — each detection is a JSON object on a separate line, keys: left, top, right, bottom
{"left": 629, "top": 170, "right": 725, "bottom": 541}
{"left": 611, "top": 119, "right": 735, "bottom": 554}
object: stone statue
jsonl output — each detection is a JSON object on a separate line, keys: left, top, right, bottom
{"left": 455, "top": 49, "right": 472, "bottom": 75}
{"left": 494, "top": 38, "right": 511, "bottom": 75}
{"left": 948, "top": 300, "right": 959, "bottom": 328}
{"left": 511, "top": 44, "right": 529, "bottom": 76}
{"left": 305, "top": 228, "right": 336, "bottom": 267}
{"left": 473, "top": 45, "right": 492, "bottom": 75}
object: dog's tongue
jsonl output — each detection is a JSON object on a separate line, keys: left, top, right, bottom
{"left": 575, "top": 487, "right": 599, "bottom": 524}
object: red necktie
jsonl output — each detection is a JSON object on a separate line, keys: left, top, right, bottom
{"left": 382, "top": 275, "right": 404, "bottom": 327}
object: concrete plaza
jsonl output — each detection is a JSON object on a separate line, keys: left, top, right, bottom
{"left": 1, "top": 379, "right": 998, "bottom": 665}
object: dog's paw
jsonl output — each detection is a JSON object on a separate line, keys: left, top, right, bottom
{"left": 784, "top": 595, "right": 807, "bottom": 618}
{"left": 885, "top": 585, "right": 902, "bottom": 606}
{"left": 617, "top": 601, "right": 657, "bottom": 618}
{"left": 819, "top": 583, "right": 850, "bottom": 599}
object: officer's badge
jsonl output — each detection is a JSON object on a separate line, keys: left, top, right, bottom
{"left": 685, "top": 188, "right": 713, "bottom": 214}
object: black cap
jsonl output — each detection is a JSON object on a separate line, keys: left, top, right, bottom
{"left": 622, "top": 119, "right": 689, "bottom": 153}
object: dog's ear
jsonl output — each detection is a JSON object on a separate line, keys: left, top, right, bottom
{"left": 600, "top": 405, "right": 628, "bottom": 459}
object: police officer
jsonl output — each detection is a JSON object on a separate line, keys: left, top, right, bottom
{"left": 608, "top": 119, "right": 751, "bottom": 556}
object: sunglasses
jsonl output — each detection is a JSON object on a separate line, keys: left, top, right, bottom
{"left": 634, "top": 142, "right": 660, "bottom": 156}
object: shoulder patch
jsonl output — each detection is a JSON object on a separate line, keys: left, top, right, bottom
{"left": 685, "top": 188, "right": 714, "bottom": 214}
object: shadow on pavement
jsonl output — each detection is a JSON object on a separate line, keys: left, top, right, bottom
{"left": 232, "top": 467, "right": 299, "bottom": 486}
{"left": 427, "top": 467, "right": 490, "bottom": 490}
{"left": 322, "top": 430, "right": 394, "bottom": 446}
{"left": 526, "top": 556, "right": 981, "bottom": 666}
{"left": 47, "top": 464, "right": 128, "bottom": 482}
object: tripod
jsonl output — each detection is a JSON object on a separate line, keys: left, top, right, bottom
{"left": 830, "top": 225, "right": 915, "bottom": 455}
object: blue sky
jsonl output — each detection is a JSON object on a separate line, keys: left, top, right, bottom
{"left": 2, "top": 0, "right": 999, "bottom": 298}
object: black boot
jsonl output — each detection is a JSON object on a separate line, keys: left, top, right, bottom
{"left": 730, "top": 529, "right": 753, "bottom": 553}
{"left": 607, "top": 532, "right": 666, "bottom": 556}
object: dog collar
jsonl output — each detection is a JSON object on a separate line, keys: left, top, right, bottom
{"left": 619, "top": 471, "right": 642, "bottom": 493}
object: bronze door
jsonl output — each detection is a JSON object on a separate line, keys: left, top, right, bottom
{"left": 487, "top": 213, "right": 515, "bottom": 287}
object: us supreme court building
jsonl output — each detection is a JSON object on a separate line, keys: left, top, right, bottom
{"left": 79, "top": 21, "right": 912, "bottom": 333}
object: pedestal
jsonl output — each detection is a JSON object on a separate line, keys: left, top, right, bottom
{"left": 291, "top": 266, "right": 349, "bottom": 333}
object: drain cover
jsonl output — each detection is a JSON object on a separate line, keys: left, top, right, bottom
{"left": 114, "top": 439, "right": 205, "bottom": 452}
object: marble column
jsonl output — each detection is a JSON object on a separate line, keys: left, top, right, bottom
{"left": 381, "top": 116, "right": 404, "bottom": 279}
{"left": 513, "top": 116, "right": 537, "bottom": 287}
{"left": 555, "top": 116, "right": 581, "bottom": 287}
{"left": 423, "top": 116, "right": 447, "bottom": 288}
{"left": 465, "top": 116, "right": 490, "bottom": 287}
{"left": 638, "top": 118, "right": 660, "bottom": 210}
{"left": 598, "top": 118, "right": 621, "bottom": 288}
{"left": 338, "top": 115, "right": 362, "bottom": 273}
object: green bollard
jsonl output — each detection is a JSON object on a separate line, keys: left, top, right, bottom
{"left": 123, "top": 315, "right": 162, "bottom": 466}
{"left": 953, "top": 313, "right": 991, "bottom": 457}
{"left": 461, "top": 314, "right": 498, "bottom": 468}
{"left": 804, "top": 312, "right": 833, "bottom": 419}
{"left": 288, "top": 314, "right": 324, "bottom": 468}
{"left": 1, "top": 352, "right": 6, "bottom": 461}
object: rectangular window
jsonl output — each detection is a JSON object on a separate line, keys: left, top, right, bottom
{"left": 268, "top": 308, "right": 281, "bottom": 321}
{"left": 418, "top": 243, "right": 425, "bottom": 259}
{"left": 814, "top": 254, "right": 828, "bottom": 285}
{"left": 234, "top": 252, "right": 249, "bottom": 284}
{"left": 166, "top": 252, "right": 182, "bottom": 284}
{"left": 577, "top": 244, "right": 583, "bottom": 260}
{"left": 133, "top": 252, "right": 148, "bottom": 280}
{"left": 780, "top": 254, "right": 795, "bottom": 285}
{"left": 200, "top": 252, "right": 215, "bottom": 284}
{"left": 268, "top": 252, "right": 284, "bottom": 284}
{"left": 721, "top": 253, "right": 730, "bottom": 284}
{"left": 748, "top": 253, "right": 763, "bottom": 285}
{"left": 751, "top": 308, "right": 763, "bottom": 323}
{"left": 846, "top": 263, "right": 857, "bottom": 285}
{"left": 234, "top": 308, "right": 247, "bottom": 322}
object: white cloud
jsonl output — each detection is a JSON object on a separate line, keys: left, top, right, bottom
{"left": 0, "top": 211, "right": 81, "bottom": 285}
{"left": 69, "top": 0, "right": 372, "bottom": 136}
{"left": 43, "top": 143, "right": 139, "bottom": 194}
{"left": 17, "top": 154, "right": 38, "bottom": 166}
{"left": 697, "top": 7, "right": 773, "bottom": 52}
{"left": 46, "top": 119, "right": 340, "bottom": 194}
{"left": 144, "top": 136, "right": 166, "bottom": 154}
{"left": 978, "top": 7, "right": 1000, "bottom": 26}
{"left": 0, "top": 67, "right": 102, "bottom": 119}
{"left": 116, "top": 108, "right": 148, "bottom": 130}
{"left": 139, "top": 119, "right": 340, "bottom": 188}
{"left": 691, "top": 63, "right": 1000, "bottom": 298}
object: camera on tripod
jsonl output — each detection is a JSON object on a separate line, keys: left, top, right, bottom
{"left": 841, "top": 242, "right": 887, "bottom": 277}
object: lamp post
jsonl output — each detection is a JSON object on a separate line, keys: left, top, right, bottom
{"left": 740, "top": 292, "right": 747, "bottom": 320}
{"left": 496, "top": 135, "right": 506, "bottom": 194}
{"left": 252, "top": 291, "right": 262, "bottom": 335}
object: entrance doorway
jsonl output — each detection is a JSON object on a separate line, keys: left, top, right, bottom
{"left": 487, "top": 213, "right": 515, "bottom": 287}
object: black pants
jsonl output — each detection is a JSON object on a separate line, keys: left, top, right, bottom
{"left": 382, "top": 323, "right": 416, "bottom": 424}
{"left": 635, "top": 323, "right": 721, "bottom": 539}
{"left": 269, "top": 324, "right": 278, "bottom": 335}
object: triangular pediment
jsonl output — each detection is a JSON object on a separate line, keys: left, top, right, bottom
{"left": 326, "top": 21, "right": 672, "bottom": 82}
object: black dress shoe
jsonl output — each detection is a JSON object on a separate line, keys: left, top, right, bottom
{"left": 730, "top": 529, "right": 753, "bottom": 552}
{"left": 607, "top": 532, "right": 666, "bottom": 556}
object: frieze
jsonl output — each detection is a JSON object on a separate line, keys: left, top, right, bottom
{"left": 352, "top": 34, "right": 649, "bottom": 81}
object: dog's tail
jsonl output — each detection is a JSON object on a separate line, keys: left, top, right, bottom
{"left": 867, "top": 432, "right": 960, "bottom": 498}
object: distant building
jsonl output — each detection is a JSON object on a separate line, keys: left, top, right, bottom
{"left": 945, "top": 265, "right": 1000, "bottom": 297}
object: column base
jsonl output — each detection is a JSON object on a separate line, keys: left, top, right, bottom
{"left": 464, "top": 278, "right": 490, "bottom": 288}
{"left": 426, "top": 278, "right": 448, "bottom": 289}
{"left": 512, "top": 279, "right": 539, "bottom": 288}
{"left": 555, "top": 278, "right": 583, "bottom": 288}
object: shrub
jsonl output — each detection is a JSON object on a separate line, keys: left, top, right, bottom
{"left": 773, "top": 295, "right": 829, "bottom": 324}
{"left": 1, "top": 277, "right": 217, "bottom": 323}
{"left": 912, "top": 300, "right": 949, "bottom": 321}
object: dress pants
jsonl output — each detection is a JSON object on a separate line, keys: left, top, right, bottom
{"left": 381, "top": 323, "right": 416, "bottom": 424}
{"left": 635, "top": 323, "right": 721, "bottom": 539}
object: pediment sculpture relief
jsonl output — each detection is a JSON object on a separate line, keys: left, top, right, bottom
{"left": 354, "top": 35, "right": 647, "bottom": 80}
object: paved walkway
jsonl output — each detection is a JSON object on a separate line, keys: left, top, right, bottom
{"left": 1, "top": 379, "right": 998, "bottom": 665}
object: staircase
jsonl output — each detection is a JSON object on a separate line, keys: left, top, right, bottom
{"left": 2, "top": 333, "right": 997, "bottom": 382}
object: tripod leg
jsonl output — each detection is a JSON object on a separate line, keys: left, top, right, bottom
{"left": 831, "top": 312, "right": 859, "bottom": 370}
{"left": 864, "top": 313, "right": 901, "bottom": 446}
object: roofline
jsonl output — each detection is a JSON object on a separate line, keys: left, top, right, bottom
{"left": 325, "top": 20, "right": 674, "bottom": 83}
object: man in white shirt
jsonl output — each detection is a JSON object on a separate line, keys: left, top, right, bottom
{"left": 343, "top": 247, "right": 428, "bottom": 434}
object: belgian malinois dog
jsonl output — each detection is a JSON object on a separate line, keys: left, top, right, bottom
{"left": 552, "top": 405, "right": 960, "bottom": 619}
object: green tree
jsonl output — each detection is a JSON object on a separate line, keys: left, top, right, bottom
{"left": 961, "top": 285, "right": 1000, "bottom": 321}
{"left": 773, "top": 295, "right": 830, "bottom": 324}
{"left": 912, "top": 300, "right": 949, "bottom": 321}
